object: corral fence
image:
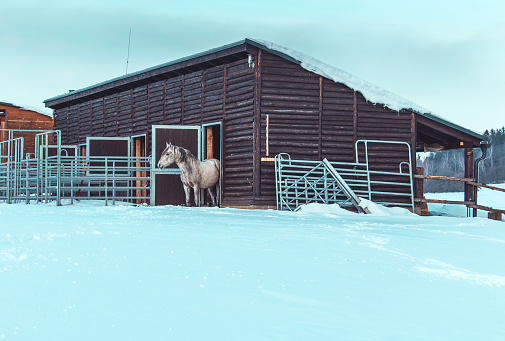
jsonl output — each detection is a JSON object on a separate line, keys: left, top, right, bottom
{"left": 275, "top": 140, "right": 415, "bottom": 212}
{"left": 0, "top": 129, "right": 150, "bottom": 205}
{"left": 414, "top": 171, "right": 505, "bottom": 220}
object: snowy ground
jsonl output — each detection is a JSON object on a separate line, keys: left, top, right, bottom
{"left": 1, "top": 187, "right": 504, "bottom": 340}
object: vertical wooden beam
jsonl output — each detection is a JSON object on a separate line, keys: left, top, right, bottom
{"left": 464, "top": 143, "right": 474, "bottom": 207}
{"left": 163, "top": 78, "right": 168, "bottom": 124}
{"left": 102, "top": 97, "right": 105, "bottom": 137}
{"left": 146, "top": 83, "right": 150, "bottom": 130}
{"left": 114, "top": 93, "right": 119, "bottom": 137}
{"left": 0, "top": 117, "right": 5, "bottom": 155}
{"left": 253, "top": 50, "right": 262, "bottom": 198}
{"left": 318, "top": 77, "right": 323, "bottom": 160}
{"left": 180, "top": 74, "right": 185, "bottom": 125}
{"left": 135, "top": 137, "right": 142, "bottom": 204}
{"left": 414, "top": 167, "right": 430, "bottom": 216}
{"left": 222, "top": 64, "right": 228, "bottom": 202}
{"left": 89, "top": 100, "right": 93, "bottom": 138}
{"left": 130, "top": 88, "right": 134, "bottom": 132}
{"left": 201, "top": 69, "right": 205, "bottom": 125}
{"left": 411, "top": 112, "right": 417, "bottom": 173}
{"left": 353, "top": 91, "right": 358, "bottom": 162}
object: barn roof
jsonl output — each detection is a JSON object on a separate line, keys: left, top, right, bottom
{"left": 43, "top": 39, "right": 484, "bottom": 142}
{"left": 0, "top": 101, "right": 53, "bottom": 118}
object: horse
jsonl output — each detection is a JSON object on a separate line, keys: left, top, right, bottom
{"left": 157, "top": 143, "right": 220, "bottom": 207}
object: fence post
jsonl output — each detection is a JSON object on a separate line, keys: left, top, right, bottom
{"left": 6, "top": 135, "right": 11, "bottom": 204}
{"left": 105, "top": 157, "right": 108, "bottom": 206}
{"left": 464, "top": 145, "right": 474, "bottom": 217}
{"left": 56, "top": 131, "right": 61, "bottom": 206}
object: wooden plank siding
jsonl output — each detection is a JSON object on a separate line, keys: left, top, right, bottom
{"left": 51, "top": 57, "right": 256, "bottom": 206}
{"left": 256, "top": 52, "right": 415, "bottom": 206}
{"left": 258, "top": 52, "right": 321, "bottom": 204}
{"left": 0, "top": 103, "right": 53, "bottom": 153}
{"left": 223, "top": 59, "right": 255, "bottom": 204}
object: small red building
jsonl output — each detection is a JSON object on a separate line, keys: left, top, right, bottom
{"left": 0, "top": 101, "right": 53, "bottom": 154}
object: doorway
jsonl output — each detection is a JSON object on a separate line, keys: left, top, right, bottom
{"left": 151, "top": 125, "right": 202, "bottom": 206}
{"left": 203, "top": 122, "right": 222, "bottom": 206}
{"left": 132, "top": 135, "right": 147, "bottom": 204}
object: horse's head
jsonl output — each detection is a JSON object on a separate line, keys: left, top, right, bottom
{"left": 157, "top": 142, "right": 176, "bottom": 168}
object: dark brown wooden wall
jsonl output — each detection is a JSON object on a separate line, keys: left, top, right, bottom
{"left": 52, "top": 48, "right": 416, "bottom": 208}
{"left": 257, "top": 52, "right": 414, "bottom": 206}
{"left": 52, "top": 59, "right": 255, "bottom": 206}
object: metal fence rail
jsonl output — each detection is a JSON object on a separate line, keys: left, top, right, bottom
{"left": 275, "top": 140, "right": 414, "bottom": 212}
{"left": 0, "top": 129, "right": 151, "bottom": 205}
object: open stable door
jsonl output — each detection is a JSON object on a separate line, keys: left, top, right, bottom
{"left": 132, "top": 135, "right": 147, "bottom": 204}
{"left": 202, "top": 122, "right": 222, "bottom": 205}
{"left": 151, "top": 125, "right": 201, "bottom": 206}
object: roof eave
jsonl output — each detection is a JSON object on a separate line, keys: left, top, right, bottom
{"left": 419, "top": 112, "right": 485, "bottom": 143}
{"left": 44, "top": 39, "right": 259, "bottom": 108}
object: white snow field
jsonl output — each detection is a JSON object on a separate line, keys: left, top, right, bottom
{"left": 1, "top": 188, "right": 504, "bottom": 340}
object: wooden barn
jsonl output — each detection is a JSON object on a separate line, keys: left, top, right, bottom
{"left": 44, "top": 39, "right": 484, "bottom": 208}
{"left": 0, "top": 101, "right": 53, "bottom": 154}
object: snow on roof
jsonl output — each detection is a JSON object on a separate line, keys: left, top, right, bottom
{"left": 0, "top": 101, "right": 53, "bottom": 118}
{"left": 252, "top": 39, "right": 433, "bottom": 115}
{"left": 252, "top": 39, "right": 485, "bottom": 140}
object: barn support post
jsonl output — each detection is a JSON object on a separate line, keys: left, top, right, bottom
{"left": 56, "top": 130, "right": 62, "bottom": 206}
{"left": 352, "top": 91, "right": 358, "bottom": 163}
{"left": 253, "top": 49, "right": 262, "bottom": 198}
{"left": 318, "top": 77, "right": 323, "bottom": 160}
{"left": 222, "top": 64, "right": 228, "bottom": 203}
{"left": 410, "top": 112, "right": 417, "bottom": 189}
{"left": 464, "top": 143, "right": 474, "bottom": 217}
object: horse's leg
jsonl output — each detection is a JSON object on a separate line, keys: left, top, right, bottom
{"left": 183, "top": 184, "right": 191, "bottom": 207}
{"left": 194, "top": 186, "right": 200, "bottom": 207}
{"left": 215, "top": 182, "right": 220, "bottom": 207}
{"left": 207, "top": 187, "right": 216, "bottom": 207}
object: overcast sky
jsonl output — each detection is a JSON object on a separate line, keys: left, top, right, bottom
{"left": 2, "top": 0, "right": 504, "bottom": 133}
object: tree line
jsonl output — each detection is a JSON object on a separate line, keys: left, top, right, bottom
{"left": 416, "top": 127, "right": 505, "bottom": 192}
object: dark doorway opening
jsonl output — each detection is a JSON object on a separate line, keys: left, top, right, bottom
{"left": 203, "top": 123, "right": 222, "bottom": 206}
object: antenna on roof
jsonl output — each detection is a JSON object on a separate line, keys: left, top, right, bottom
{"left": 126, "top": 28, "right": 132, "bottom": 75}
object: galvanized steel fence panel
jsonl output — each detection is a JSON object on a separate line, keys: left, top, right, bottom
{"left": 0, "top": 129, "right": 151, "bottom": 205}
{"left": 275, "top": 140, "right": 414, "bottom": 211}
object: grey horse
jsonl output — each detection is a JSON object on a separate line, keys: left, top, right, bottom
{"left": 157, "top": 143, "right": 220, "bottom": 207}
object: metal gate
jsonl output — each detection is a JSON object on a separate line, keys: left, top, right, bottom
{"left": 275, "top": 140, "right": 415, "bottom": 212}
{"left": 0, "top": 129, "right": 151, "bottom": 205}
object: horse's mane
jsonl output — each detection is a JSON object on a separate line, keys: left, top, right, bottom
{"left": 175, "top": 145, "right": 195, "bottom": 162}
